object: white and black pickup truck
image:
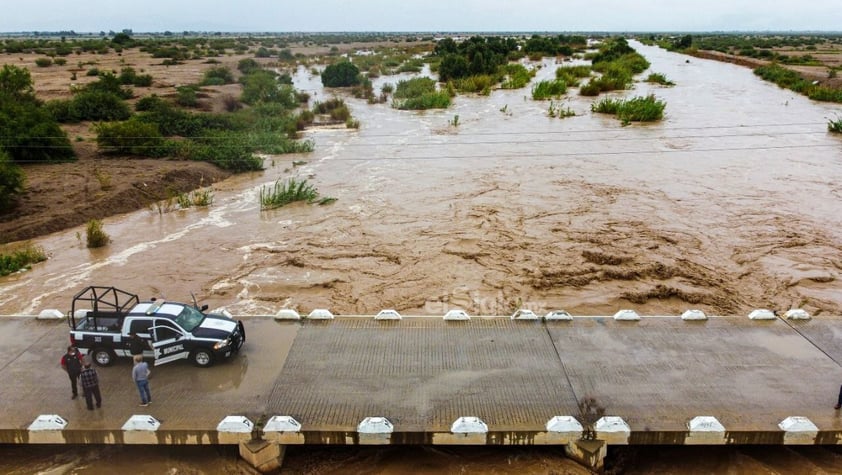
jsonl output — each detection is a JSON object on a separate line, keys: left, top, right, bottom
{"left": 68, "top": 286, "right": 245, "bottom": 368}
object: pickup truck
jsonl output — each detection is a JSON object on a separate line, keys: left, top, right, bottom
{"left": 67, "top": 286, "right": 245, "bottom": 368}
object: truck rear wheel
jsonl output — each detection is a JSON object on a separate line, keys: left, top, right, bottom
{"left": 190, "top": 349, "right": 214, "bottom": 367}
{"left": 92, "top": 348, "right": 114, "bottom": 367}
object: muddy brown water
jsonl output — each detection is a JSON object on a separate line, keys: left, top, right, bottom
{"left": 1, "top": 42, "right": 842, "bottom": 472}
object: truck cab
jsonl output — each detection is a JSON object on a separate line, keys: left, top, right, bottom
{"left": 68, "top": 286, "right": 245, "bottom": 368}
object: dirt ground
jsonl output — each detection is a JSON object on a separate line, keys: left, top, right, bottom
{"left": 2, "top": 37, "right": 840, "bottom": 246}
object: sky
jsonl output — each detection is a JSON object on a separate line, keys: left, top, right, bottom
{"left": 3, "top": 0, "right": 840, "bottom": 33}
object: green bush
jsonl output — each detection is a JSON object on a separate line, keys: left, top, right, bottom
{"left": 68, "top": 91, "right": 132, "bottom": 121}
{"left": 829, "top": 117, "right": 842, "bottom": 133}
{"left": 237, "top": 58, "right": 261, "bottom": 74}
{"left": 86, "top": 219, "right": 110, "bottom": 248}
{"left": 646, "top": 73, "right": 675, "bottom": 86}
{"left": 500, "top": 64, "right": 532, "bottom": 89}
{"left": 118, "top": 67, "right": 152, "bottom": 87}
{"left": 135, "top": 94, "right": 165, "bottom": 112}
{"left": 557, "top": 65, "right": 592, "bottom": 78}
{"left": 592, "top": 94, "right": 666, "bottom": 125}
{"left": 201, "top": 66, "right": 235, "bottom": 86}
{"left": 95, "top": 119, "right": 168, "bottom": 156}
{"left": 187, "top": 130, "right": 263, "bottom": 172}
{"left": 0, "top": 243, "right": 46, "bottom": 276}
{"left": 321, "top": 61, "right": 361, "bottom": 87}
{"left": 35, "top": 57, "right": 53, "bottom": 67}
{"left": 240, "top": 70, "right": 296, "bottom": 106}
{"left": 0, "top": 150, "right": 25, "bottom": 211}
{"left": 176, "top": 85, "right": 198, "bottom": 107}
{"left": 392, "top": 77, "right": 451, "bottom": 109}
{"left": 452, "top": 75, "right": 495, "bottom": 94}
{"left": 591, "top": 97, "right": 624, "bottom": 114}
{"left": 532, "top": 79, "right": 567, "bottom": 100}
{"left": 260, "top": 177, "right": 324, "bottom": 209}
{"left": 755, "top": 63, "right": 842, "bottom": 103}
{"left": 84, "top": 72, "right": 133, "bottom": 99}
{"left": 0, "top": 99, "right": 75, "bottom": 163}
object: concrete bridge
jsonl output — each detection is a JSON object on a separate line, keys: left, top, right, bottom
{"left": 2, "top": 308, "right": 841, "bottom": 472}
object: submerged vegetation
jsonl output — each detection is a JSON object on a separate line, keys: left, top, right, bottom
{"left": 259, "top": 177, "right": 335, "bottom": 209}
{"left": 85, "top": 219, "right": 110, "bottom": 248}
{"left": 392, "top": 77, "right": 451, "bottom": 110}
{"left": 829, "top": 117, "right": 842, "bottom": 133}
{"left": 531, "top": 79, "right": 567, "bottom": 100}
{"left": 592, "top": 94, "right": 666, "bottom": 125}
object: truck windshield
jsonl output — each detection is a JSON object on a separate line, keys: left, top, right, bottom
{"left": 174, "top": 306, "right": 205, "bottom": 332}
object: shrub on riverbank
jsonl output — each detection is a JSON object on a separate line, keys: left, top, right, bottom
{"left": 0, "top": 243, "right": 46, "bottom": 276}
{"left": 754, "top": 63, "right": 842, "bottom": 103}
{"left": 829, "top": 117, "right": 842, "bottom": 133}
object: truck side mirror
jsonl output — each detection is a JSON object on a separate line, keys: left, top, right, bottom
{"left": 201, "top": 304, "right": 208, "bottom": 312}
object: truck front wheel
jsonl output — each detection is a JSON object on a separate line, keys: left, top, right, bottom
{"left": 190, "top": 349, "right": 214, "bottom": 367}
{"left": 92, "top": 348, "right": 114, "bottom": 367}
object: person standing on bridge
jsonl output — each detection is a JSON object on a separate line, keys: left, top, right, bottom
{"left": 79, "top": 360, "right": 102, "bottom": 410}
{"left": 132, "top": 354, "right": 152, "bottom": 407}
{"left": 60, "top": 345, "right": 83, "bottom": 399}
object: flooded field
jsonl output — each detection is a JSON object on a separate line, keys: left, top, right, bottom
{"left": 1, "top": 41, "right": 842, "bottom": 473}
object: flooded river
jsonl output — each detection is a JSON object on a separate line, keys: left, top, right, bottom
{"left": 2, "top": 42, "right": 842, "bottom": 472}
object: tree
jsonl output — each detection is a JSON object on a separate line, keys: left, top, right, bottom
{"left": 0, "top": 65, "right": 37, "bottom": 103}
{"left": 321, "top": 61, "right": 361, "bottom": 87}
{"left": 0, "top": 149, "right": 25, "bottom": 212}
{"left": 438, "top": 54, "right": 469, "bottom": 82}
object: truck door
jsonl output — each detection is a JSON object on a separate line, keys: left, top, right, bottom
{"left": 149, "top": 323, "right": 189, "bottom": 365}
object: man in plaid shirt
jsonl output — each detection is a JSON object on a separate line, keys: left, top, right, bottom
{"left": 79, "top": 361, "right": 102, "bottom": 410}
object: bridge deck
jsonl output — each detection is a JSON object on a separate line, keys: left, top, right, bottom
{"left": 1, "top": 316, "right": 841, "bottom": 444}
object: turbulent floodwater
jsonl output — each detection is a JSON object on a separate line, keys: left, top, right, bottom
{"left": 2, "top": 42, "right": 842, "bottom": 473}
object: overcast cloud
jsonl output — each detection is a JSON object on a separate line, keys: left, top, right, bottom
{"left": 4, "top": 0, "right": 840, "bottom": 32}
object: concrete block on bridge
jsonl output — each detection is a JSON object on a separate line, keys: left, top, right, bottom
{"left": 217, "top": 415, "right": 254, "bottom": 444}
{"left": 686, "top": 416, "right": 726, "bottom": 445}
{"left": 28, "top": 414, "right": 67, "bottom": 444}
{"left": 122, "top": 415, "right": 161, "bottom": 444}
{"left": 263, "top": 416, "right": 304, "bottom": 444}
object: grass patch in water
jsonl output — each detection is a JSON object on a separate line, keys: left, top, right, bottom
{"left": 259, "top": 177, "right": 335, "bottom": 210}
{"left": 592, "top": 94, "right": 666, "bottom": 125}
{"left": 532, "top": 79, "right": 567, "bottom": 100}
{"left": 829, "top": 117, "right": 842, "bottom": 133}
{"left": 645, "top": 73, "right": 675, "bottom": 86}
{"left": 392, "top": 77, "right": 451, "bottom": 110}
{"left": 500, "top": 64, "right": 533, "bottom": 89}
{"left": 86, "top": 219, "right": 110, "bottom": 248}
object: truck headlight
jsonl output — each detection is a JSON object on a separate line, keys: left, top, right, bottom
{"left": 214, "top": 338, "right": 230, "bottom": 350}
